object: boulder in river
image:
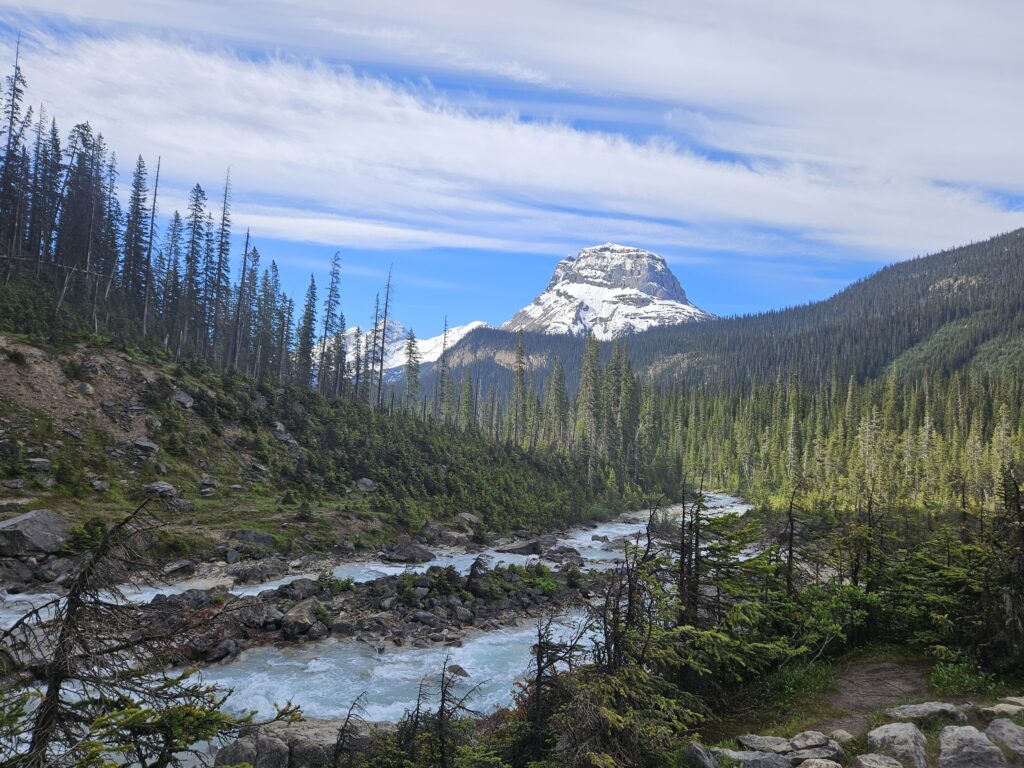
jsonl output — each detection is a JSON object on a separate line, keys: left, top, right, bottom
{"left": 281, "top": 597, "right": 325, "bottom": 639}
{"left": 497, "top": 539, "right": 542, "bottom": 556}
{"left": 381, "top": 539, "right": 434, "bottom": 563}
{"left": 0, "top": 509, "right": 69, "bottom": 556}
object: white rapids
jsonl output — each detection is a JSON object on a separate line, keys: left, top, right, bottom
{"left": 0, "top": 494, "right": 750, "bottom": 722}
{"left": 195, "top": 493, "right": 750, "bottom": 721}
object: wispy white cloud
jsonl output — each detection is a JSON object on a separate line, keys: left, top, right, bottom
{"left": 0, "top": 2, "right": 1020, "bottom": 266}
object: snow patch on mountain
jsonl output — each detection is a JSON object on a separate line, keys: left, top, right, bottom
{"left": 501, "top": 243, "right": 713, "bottom": 340}
{"left": 345, "top": 319, "right": 489, "bottom": 370}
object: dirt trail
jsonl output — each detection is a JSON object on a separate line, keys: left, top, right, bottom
{"left": 813, "top": 661, "right": 928, "bottom": 736}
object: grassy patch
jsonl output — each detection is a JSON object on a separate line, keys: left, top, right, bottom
{"left": 701, "top": 660, "right": 841, "bottom": 745}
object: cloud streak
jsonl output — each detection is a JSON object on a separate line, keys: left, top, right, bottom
{"left": 0, "top": 3, "right": 1020, "bottom": 268}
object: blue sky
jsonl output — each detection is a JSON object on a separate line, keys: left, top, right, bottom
{"left": 1, "top": 2, "right": 1022, "bottom": 337}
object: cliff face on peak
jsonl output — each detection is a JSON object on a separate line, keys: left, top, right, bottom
{"left": 501, "top": 243, "right": 712, "bottom": 340}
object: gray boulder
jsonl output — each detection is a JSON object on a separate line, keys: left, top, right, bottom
{"left": 986, "top": 719, "right": 1024, "bottom": 760}
{"left": 171, "top": 390, "right": 194, "bottom": 409}
{"left": 254, "top": 734, "right": 289, "bottom": 768}
{"left": 979, "top": 703, "right": 1024, "bottom": 720}
{"left": 132, "top": 438, "right": 160, "bottom": 457}
{"left": 497, "top": 539, "right": 543, "bottom": 556}
{"left": 682, "top": 742, "right": 718, "bottom": 768}
{"left": 0, "top": 509, "right": 69, "bottom": 556}
{"left": 143, "top": 481, "right": 178, "bottom": 498}
{"left": 938, "top": 726, "right": 1006, "bottom": 768}
{"left": 24, "top": 458, "right": 52, "bottom": 472}
{"left": 214, "top": 734, "right": 257, "bottom": 766}
{"left": 867, "top": 723, "right": 929, "bottom": 768}
{"left": 382, "top": 539, "right": 434, "bottom": 563}
{"left": 281, "top": 597, "right": 324, "bottom": 638}
{"left": 830, "top": 730, "right": 855, "bottom": 746}
{"left": 788, "top": 744, "right": 845, "bottom": 766}
{"left": 711, "top": 749, "right": 791, "bottom": 768}
{"left": 789, "top": 732, "right": 829, "bottom": 750}
{"left": 737, "top": 736, "right": 792, "bottom": 754}
{"left": 850, "top": 756, "right": 906, "bottom": 768}
{"left": 799, "top": 762, "right": 843, "bottom": 768}
{"left": 230, "top": 529, "right": 277, "bottom": 550}
{"left": 885, "top": 702, "right": 967, "bottom": 725}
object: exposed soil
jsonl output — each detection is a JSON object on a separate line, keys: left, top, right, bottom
{"left": 813, "top": 661, "right": 928, "bottom": 736}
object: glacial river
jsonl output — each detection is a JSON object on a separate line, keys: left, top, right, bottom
{"left": 0, "top": 494, "right": 750, "bottom": 722}
{"left": 199, "top": 493, "right": 751, "bottom": 721}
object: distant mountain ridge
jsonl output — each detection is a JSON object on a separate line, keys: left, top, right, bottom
{"left": 502, "top": 243, "right": 712, "bottom": 339}
{"left": 429, "top": 228, "right": 1024, "bottom": 394}
{"left": 345, "top": 320, "right": 489, "bottom": 370}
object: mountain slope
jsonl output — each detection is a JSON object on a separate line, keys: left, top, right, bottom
{"left": 501, "top": 243, "right": 712, "bottom": 339}
{"left": 438, "top": 229, "right": 1024, "bottom": 393}
{"left": 345, "top": 320, "right": 490, "bottom": 370}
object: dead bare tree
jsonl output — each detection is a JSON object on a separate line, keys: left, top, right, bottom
{"left": 0, "top": 500, "right": 294, "bottom": 767}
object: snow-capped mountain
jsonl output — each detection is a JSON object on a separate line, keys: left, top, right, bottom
{"left": 345, "top": 319, "right": 489, "bottom": 370}
{"left": 501, "top": 243, "right": 713, "bottom": 340}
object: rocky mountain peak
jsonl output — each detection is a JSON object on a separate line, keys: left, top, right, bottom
{"left": 502, "top": 243, "right": 712, "bottom": 340}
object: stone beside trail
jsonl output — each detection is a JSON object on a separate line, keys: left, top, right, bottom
{"left": 680, "top": 694, "right": 1024, "bottom": 768}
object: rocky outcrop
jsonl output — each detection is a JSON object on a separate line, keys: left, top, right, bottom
{"left": 0, "top": 509, "right": 69, "bottom": 556}
{"left": 215, "top": 719, "right": 398, "bottom": 767}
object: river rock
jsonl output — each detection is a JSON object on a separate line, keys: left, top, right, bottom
{"left": 278, "top": 577, "right": 321, "bottom": 602}
{"left": 986, "top": 719, "right": 1024, "bottom": 759}
{"left": 682, "top": 742, "right": 718, "bottom": 768}
{"left": 867, "top": 723, "right": 929, "bottom": 768}
{"left": 711, "top": 749, "right": 791, "bottom": 768}
{"left": 281, "top": 598, "right": 324, "bottom": 638}
{"left": 307, "top": 621, "right": 329, "bottom": 641}
{"left": 885, "top": 702, "right": 967, "bottom": 725}
{"left": 798, "top": 761, "right": 842, "bottom": 768}
{"left": 737, "top": 736, "right": 792, "bottom": 754}
{"left": 498, "top": 539, "right": 542, "bottom": 556}
{"left": 215, "top": 734, "right": 257, "bottom": 766}
{"left": 850, "top": 755, "right": 906, "bottom": 768}
{"left": 448, "top": 663, "right": 469, "bottom": 677}
{"left": 411, "top": 610, "right": 438, "bottom": 627}
{"left": 382, "top": 539, "right": 434, "bottom": 563}
{"left": 830, "top": 730, "right": 855, "bottom": 745}
{"left": 0, "top": 509, "right": 69, "bottom": 556}
{"left": 1002, "top": 696, "right": 1024, "bottom": 707}
{"left": 938, "top": 726, "right": 1007, "bottom": 768}
{"left": 228, "top": 558, "right": 285, "bottom": 584}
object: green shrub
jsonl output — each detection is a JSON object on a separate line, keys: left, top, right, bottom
{"left": 929, "top": 661, "right": 997, "bottom": 696}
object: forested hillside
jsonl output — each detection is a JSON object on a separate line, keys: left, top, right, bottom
{"left": 437, "top": 229, "right": 1024, "bottom": 394}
